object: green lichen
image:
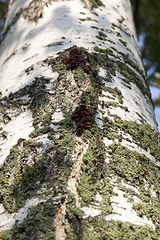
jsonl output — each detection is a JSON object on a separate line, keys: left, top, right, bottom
{"left": 0, "top": 139, "right": 46, "bottom": 213}
{"left": 93, "top": 46, "right": 115, "bottom": 57}
{"left": 73, "top": 66, "right": 86, "bottom": 88}
{"left": 102, "top": 86, "right": 124, "bottom": 105}
{"left": 120, "top": 51, "right": 146, "bottom": 80}
{"left": 0, "top": 198, "right": 56, "bottom": 240}
{"left": 108, "top": 144, "right": 151, "bottom": 185}
{"left": 107, "top": 141, "right": 160, "bottom": 234}
{"left": 119, "top": 39, "right": 127, "bottom": 47}
{"left": 111, "top": 23, "right": 117, "bottom": 28}
{"left": 78, "top": 133, "right": 113, "bottom": 209}
{"left": 91, "top": 47, "right": 116, "bottom": 78}
{"left": 114, "top": 57, "right": 150, "bottom": 98}
{"left": 66, "top": 209, "right": 159, "bottom": 240}
{"left": 103, "top": 101, "right": 128, "bottom": 111}
{"left": 132, "top": 200, "right": 160, "bottom": 227}
{"left": 20, "top": 99, "right": 30, "bottom": 105}
{"left": 89, "top": 0, "right": 104, "bottom": 8}
{"left": 96, "top": 31, "right": 107, "bottom": 41}
{"left": 0, "top": 49, "right": 79, "bottom": 216}
{"left": 93, "top": 12, "right": 98, "bottom": 16}
{"left": 1, "top": 45, "right": 159, "bottom": 239}
{"left": 91, "top": 25, "right": 98, "bottom": 29}
{"left": 81, "top": 218, "right": 158, "bottom": 240}
{"left": 66, "top": 196, "right": 84, "bottom": 240}
{"left": 102, "top": 116, "right": 160, "bottom": 162}
{"left": 79, "top": 17, "right": 91, "bottom": 21}
{"left": 118, "top": 16, "right": 125, "bottom": 23}
{"left": 116, "top": 32, "right": 121, "bottom": 37}
{"left": 29, "top": 126, "right": 54, "bottom": 138}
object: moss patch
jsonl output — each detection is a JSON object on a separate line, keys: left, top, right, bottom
{"left": 96, "top": 31, "right": 107, "bottom": 41}
{"left": 107, "top": 143, "right": 160, "bottom": 234}
{"left": 103, "top": 116, "right": 160, "bottom": 162}
{"left": 0, "top": 198, "right": 56, "bottom": 240}
{"left": 66, "top": 196, "right": 84, "bottom": 240}
{"left": 81, "top": 218, "right": 158, "bottom": 240}
{"left": 119, "top": 39, "right": 127, "bottom": 47}
{"left": 0, "top": 45, "right": 159, "bottom": 239}
{"left": 118, "top": 16, "right": 125, "bottom": 24}
{"left": 0, "top": 139, "right": 47, "bottom": 213}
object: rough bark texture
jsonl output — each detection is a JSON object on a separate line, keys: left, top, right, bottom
{"left": 0, "top": 0, "right": 160, "bottom": 239}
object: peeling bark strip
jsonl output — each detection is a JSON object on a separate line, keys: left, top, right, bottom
{"left": 0, "top": 0, "right": 160, "bottom": 239}
{"left": 54, "top": 137, "right": 88, "bottom": 240}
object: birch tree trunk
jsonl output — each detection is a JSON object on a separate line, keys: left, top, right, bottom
{"left": 0, "top": 0, "right": 160, "bottom": 239}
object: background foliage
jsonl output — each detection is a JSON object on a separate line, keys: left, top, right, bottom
{"left": 131, "top": 0, "right": 160, "bottom": 107}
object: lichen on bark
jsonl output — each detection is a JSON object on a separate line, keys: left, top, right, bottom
{"left": 0, "top": 43, "right": 160, "bottom": 239}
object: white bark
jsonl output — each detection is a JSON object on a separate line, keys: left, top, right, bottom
{"left": 0, "top": 0, "right": 159, "bottom": 238}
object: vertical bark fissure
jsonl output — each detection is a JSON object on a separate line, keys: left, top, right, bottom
{"left": 54, "top": 136, "right": 88, "bottom": 240}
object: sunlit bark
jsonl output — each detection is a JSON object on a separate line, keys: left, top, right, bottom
{"left": 0, "top": 0, "right": 159, "bottom": 239}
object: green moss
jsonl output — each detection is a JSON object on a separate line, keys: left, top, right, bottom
{"left": 102, "top": 115, "right": 160, "bottom": 161}
{"left": 96, "top": 31, "right": 107, "bottom": 41}
{"left": 81, "top": 218, "right": 158, "bottom": 240}
{"left": 118, "top": 16, "right": 125, "bottom": 23}
{"left": 66, "top": 197, "right": 84, "bottom": 240}
{"left": 77, "top": 134, "right": 113, "bottom": 210}
{"left": 132, "top": 200, "right": 160, "bottom": 228}
{"left": 115, "top": 58, "right": 150, "bottom": 98}
{"left": 111, "top": 23, "right": 117, "bottom": 28}
{"left": 119, "top": 39, "right": 127, "bottom": 47}
{"left": 107, "top": 141, "right": 160, "bottom": 233}
{"left": 29, "top": 126, "right": 53, "bottom": 138}
{"left": 98, "top": 31, "right": 107, "bottom": 38}
{"left": 79, "top": 17, "right": 91, "bottom": 21}
{"left": 0, "top": 140, "right": 47, "bottom": 212}
{"left": 19, "top": 99, "right": 30, "bottom": 105}
{"left": 1, "top": 45, "right": 158, "bottom": 238}
{"left": 116, "top": 32, "right": 121, "bottom": 37}
{"left": 93, "top": 12, "right": 98, "bottom": 16}
{"left": 91, "top": 25, "right": 98, "bottom": 29}
{"left": 0, "top": 199, "right": 56, "bottom": 240}
{"left": 73, "top": 66, "right": 86, "bottom": 88}
{"left": 120, "top": 52, "right": 146, "bottom": 80}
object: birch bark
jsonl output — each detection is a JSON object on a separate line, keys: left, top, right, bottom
{"left": 0, "top": 0, "right": 160, "bottom": 239}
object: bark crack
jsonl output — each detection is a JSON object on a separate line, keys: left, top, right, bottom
{"left": 54, "top": 136, "right": 88, "bottom": 240}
